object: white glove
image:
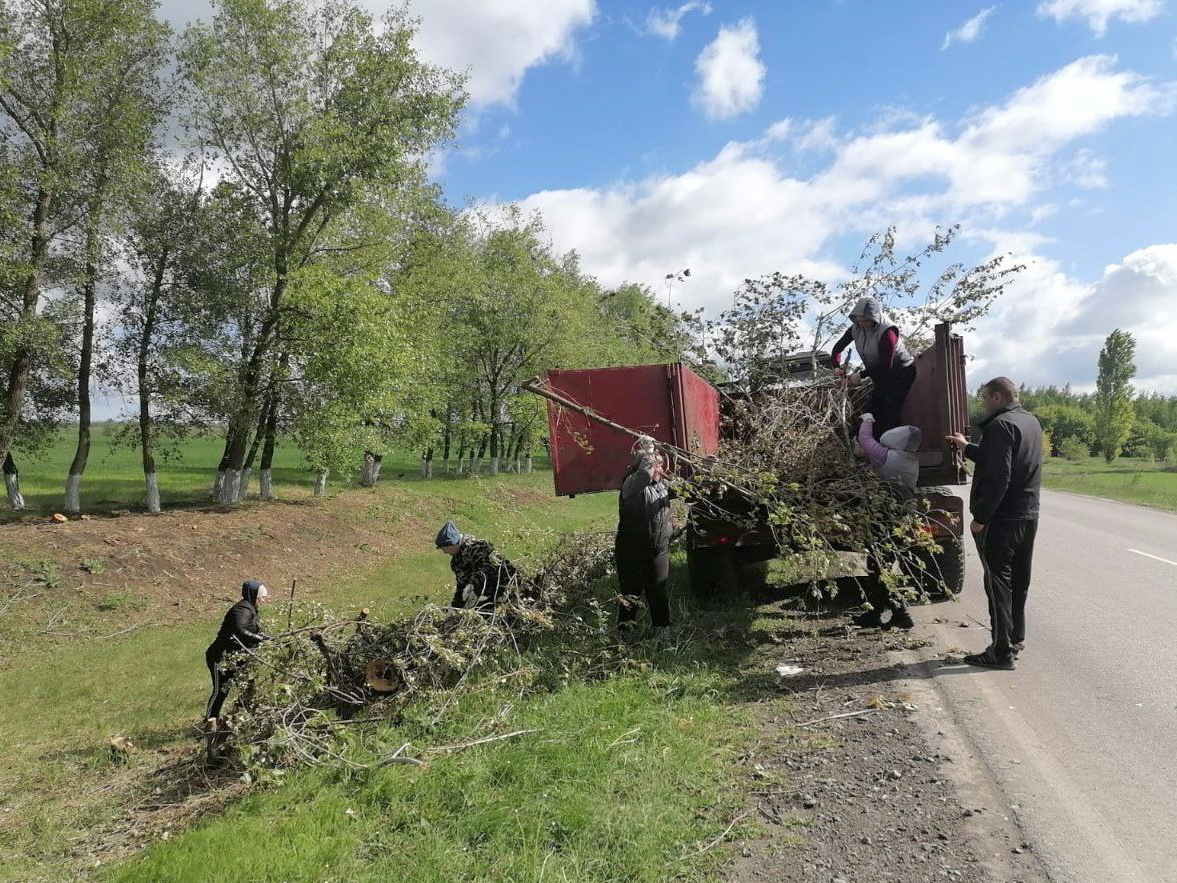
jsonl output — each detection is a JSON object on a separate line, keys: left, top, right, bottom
{"left": 860, "top": 412, "right": 875, "bottom": 422}
{"left": 461, "top": 583, "right": 476, "bottom": 605}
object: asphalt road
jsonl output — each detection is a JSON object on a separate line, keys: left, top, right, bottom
{"left": 917, "top": 489, "right": 1177, "bottom": 883}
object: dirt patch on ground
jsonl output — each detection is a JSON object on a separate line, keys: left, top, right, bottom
{"left": 0, "top": 488, "right": 441, "bottom": 643}
{"left": 727, "top": 610, "right": 1049, "bottom": 883}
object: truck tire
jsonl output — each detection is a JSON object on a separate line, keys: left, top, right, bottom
{"left": 739, "top": 559, "right": 769, "bottom": 593}
{"left": 687, "top": 547, "right": 740, "bottom": 599}
{"left": 914, "top": 536, "right": 965, "bottom": 597}
{"left": 687, "top": 547, "right": 709, "bottom": 597}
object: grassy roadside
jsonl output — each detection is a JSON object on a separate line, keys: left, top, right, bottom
{"left": 106, "top": 667, "right": 748, "bottom": 883}
{"left": 5, "top": 428, "right": 522, "bottom": 522}
{"left": 1043, "top": 457, "right": 1177, "bottom": 512}
{"left": 0, "top": 471, "right": 774, "bottom": 883}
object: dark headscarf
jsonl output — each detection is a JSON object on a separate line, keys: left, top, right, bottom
{"left": 241, "top": 579, "right": 265, "bottom": 605}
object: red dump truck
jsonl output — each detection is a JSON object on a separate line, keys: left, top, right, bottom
{"left": 531, "top": 323, "right": 970, "bottom": 596}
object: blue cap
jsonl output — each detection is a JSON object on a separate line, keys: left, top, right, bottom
{"left": 435, "top": 520, "right": 461, "bottom": 548}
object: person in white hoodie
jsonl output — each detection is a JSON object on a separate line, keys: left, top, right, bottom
{"left": 853, "top": 413, "right": 920, "bottom": 629}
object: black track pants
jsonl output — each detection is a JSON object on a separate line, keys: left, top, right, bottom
{"left": 974, "top": 519, "right": 1038, "bottom": 658}
{"left": 615, "top": 544, "right": 672, "bottom": 628}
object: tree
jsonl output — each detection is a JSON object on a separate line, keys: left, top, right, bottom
{"left": 109, "top": 159, "right": 211, "bottom": 512}
{"left": 178, "top": 0, "right": 464, "bottom": 502}
{"left": 710, "top": 225, "right": 1023, "bottom": 391}
{"left": 1126, "top": 416, "right": 1177, "bottom": 462}
{"left": 1030, "top": 403, "right": 1094, "bottom": 454}
{"left": 60, "top": 0, "right": 169, "bottom": 514}
{"left": 0, "top": 0, "right": 161, "bottom": 488}
{"left": 1092, "top": 329, "right": 1136, "bottom": 463}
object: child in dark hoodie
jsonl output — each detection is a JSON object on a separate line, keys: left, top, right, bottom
{"left": 854, "top": 413, "right": 920, "bottom": 629}
{"left": 204, "top": 579, "right": 271, "bottom": 724}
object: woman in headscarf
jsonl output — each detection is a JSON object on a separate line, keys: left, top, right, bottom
{"left": 830, "top": 297, "right": 917, "bottom": 435}
{"left": 615, "top": 449, "right": 675, "bottom": 640}
{"left": 204, "top": 579, "right": 270, "bottom": 725}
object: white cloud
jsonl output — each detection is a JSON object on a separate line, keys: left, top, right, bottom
{"left": 1036, "top": 0, "right": 1164, "bottom": 36}
{"left": 1059, "top": 148, "right": 1109, "bottom": 188}
{"left": 692, "top": 18, "right": 766, "bottom": 120}
{"left": 645, "top": 1, "right": 711, "bottom": 41}
{"left": 408, "top": 0, "right": 596, "bottom": 107}
{"left": 503, "top": 56, "right": 1175, "bottom": 390}
{"left": 942, "top": 6, "right": 998, "bottom": 50}
{"left": 971, "top": 243, "right": 1177, "bottom": 393}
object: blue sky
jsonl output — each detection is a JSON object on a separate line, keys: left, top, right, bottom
{"left": 156, "top": 0, "right": 1177, "bottom": 393}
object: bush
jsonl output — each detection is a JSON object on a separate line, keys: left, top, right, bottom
{"left": 1058, "top": 436, "right": 1089, "bottom": 462}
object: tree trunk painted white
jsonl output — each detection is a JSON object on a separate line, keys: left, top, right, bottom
{"left": 260, "top": 468, "right": 273, "bottom": 501}
{"left": 471, "top": 457, "right": 482, "bottom": 475}
{"left": 145, "top": 472, "right": 161, "bottom": 514}
{"left": 5, "top": 472, "right": 25, "bottom": 510}
{"left": 238, "top": 467, "right": 252, "bottom": 500}
{"left": 443, "top": 458, "right": 451, "bottom": 474}
{"left": 212, "top": 470, "right": 226, "bottom": 500}
{"left": 314, "top": 468, "right": 329, "bottom": 496}
{"left": 421, "top": 459, "right": 433, "bottom": 479}
{"left": 220, "top": 468, "right": 240, "bottom": 504}
{"left": 490, "top": 457, "right": 500, "bottom": 475}
{"left": 64, "top": 474, "right": 81, "bottom": 515}
{"left": 525, "top": 456, "right": 533, "bottom": 474}
{"left": 360, "top": 455, "right": 377, "bottom": 487}
{"left": 369, "top": 459, "right": 382, "bottom": 485}
{"left": 513, "top": 456, "right": 521, "bottom": 473}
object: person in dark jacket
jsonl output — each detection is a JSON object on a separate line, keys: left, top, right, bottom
{"left": 615, "top": 450, "right": 675, "bottom": 639}
{"left": 830, "top": 297, "right": 917, "bottom": 435}
{"left": 947, "top": 377, "right": 1043, "bottom": 670}
{"left": 436, "top": 520, "right": 519, "bottom": 609}
{"left": 204, "top": 579, "right": 271, "bottom": 723}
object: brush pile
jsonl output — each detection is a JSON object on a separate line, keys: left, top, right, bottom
{"left": 221, "top": 532, "right": 629, "bottom": 770}
{"left": 680, "top": 371, "right": 942, "bottom": 587}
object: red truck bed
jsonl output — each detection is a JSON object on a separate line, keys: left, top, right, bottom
{"left": 543, "top": 363, "right": 720, "bottom": 496}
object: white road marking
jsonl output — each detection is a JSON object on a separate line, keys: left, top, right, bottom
{"left": 1127, "top": 549, "right": 1177, "bottom": 568}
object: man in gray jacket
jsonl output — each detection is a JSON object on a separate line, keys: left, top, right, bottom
{"left": 948, "top": 377, "right": 1043, "bottom": 670}
{"left": 615, "top": 451, "right": 675, "bottom": 639}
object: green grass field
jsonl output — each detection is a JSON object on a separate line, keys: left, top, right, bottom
{"left": 6, "top": 427, "right": 543, "bottom": 521}
{"left": 0, "top": 453, "right": 777, "bottom": 883}
{"left": 1043, "top": 456, "right": 1177, "bottom": 512}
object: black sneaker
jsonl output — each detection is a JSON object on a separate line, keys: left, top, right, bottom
{"left": 1011, "top": 642, "right": 1024, "bottom": 658}
{"left": 888, "top": 610, "right": 915, "bottom": 630}
{"left": 853, "top": 609, "right": 885, "bottom": 628}
{"left": 963, "top": 650, "right": 1015, "bottom": 671}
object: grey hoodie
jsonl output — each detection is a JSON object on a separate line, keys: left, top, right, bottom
{"left": 848, "top": 297, "right": 914, "bottom": 373}
{"left": 859, "top": 421, "right": 921, "bottom": 490}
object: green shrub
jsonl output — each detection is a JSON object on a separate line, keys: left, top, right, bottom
{"left": 1059, "top": 436, "right": 1089, "bottom": 462}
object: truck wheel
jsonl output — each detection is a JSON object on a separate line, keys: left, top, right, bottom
{"left": 687, "top": 547, "right": 709, "bottom": 597}
{"left": 914, "top": 536, "right": 965, "bottom": 597}
{"left": 686, "top": 548, "right": 739, "bottom": 598}
{"left": 739, "top": 559, "right": 769, "bottom": 593}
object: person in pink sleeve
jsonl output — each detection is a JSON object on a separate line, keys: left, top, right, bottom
{"left": 853, "top": 412, "right": 921, "bottom": 629}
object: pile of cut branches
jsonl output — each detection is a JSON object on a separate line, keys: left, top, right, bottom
{"left": 679, "top": 371, "right": 948, "bottom": 596}
{"left": 220, "top": 532, "right": 629, "bottom": 771}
